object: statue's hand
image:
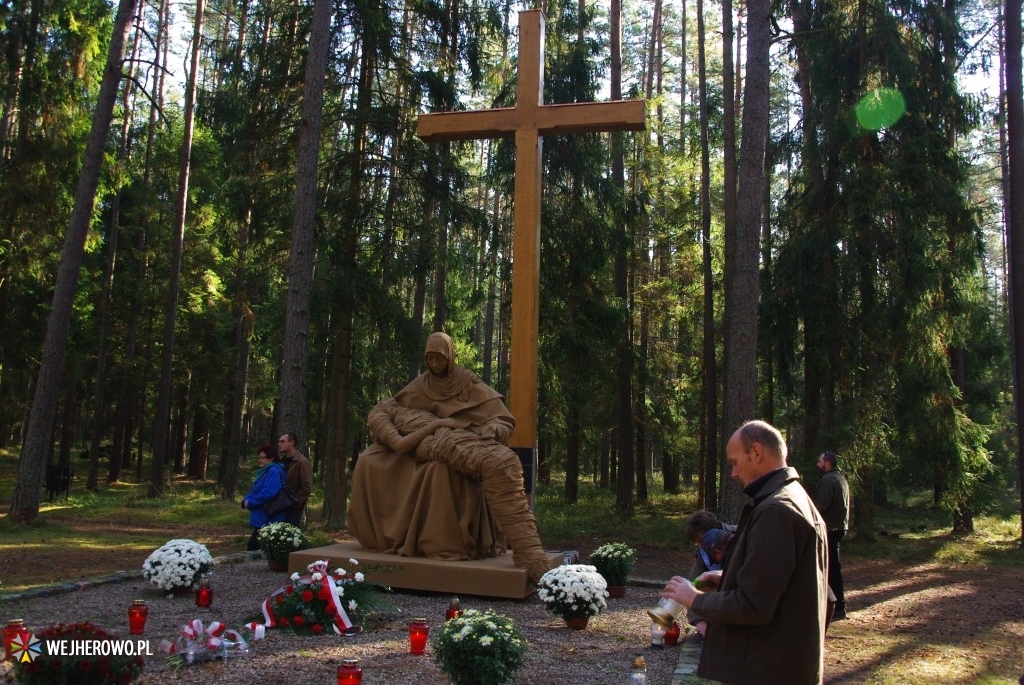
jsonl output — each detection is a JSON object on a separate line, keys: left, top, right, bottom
{"left": 414, "top": 435, "right": 435, "bottom": 462}
{"left": 435, "top": 418, "right": 461, "bottom": 431}
{"left": 479, "top": 421, "right": 511, "bottom": 442}
{"left": 393, "top": 434, "right": 421, "bottom": 454}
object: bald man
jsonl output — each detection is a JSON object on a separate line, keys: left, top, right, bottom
{"left": 661, "top": 420, "right": 829, "bottom": 685}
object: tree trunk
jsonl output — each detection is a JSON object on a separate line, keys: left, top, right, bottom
{"left": 565, "top": 400, "right": 580, "bottom": 503}
{"left": 8, "top": 0, "right": 139, "bottom": 523}
{"left": 1002, "top": 0, "right": 1024, "bottom": 548}
{"left": 696, "top": 0, "right": 717, "bottom": 512}
{"left": 278, "top": 0, "right": 333, "bottom": 445}
{"left": 719, "top": 0, "right": 770, "bottom": 522}
{"left": 150, "top": 0, "right": 205, "bottom": 496}
{"left": 88, "top": 13, "right": 143, "bottom": 491}
{"left": 611, "top": 0, "right": 634, "bottom": 518}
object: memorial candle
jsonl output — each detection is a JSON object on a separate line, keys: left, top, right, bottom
{"left": 128, "top": 600, "right": 148, "bottom": 635}
{"left": 336, "top": 657, "right": 362, "bottom": 685}
{"left": 409, "top": 618, "right": 429, "bottom": 655}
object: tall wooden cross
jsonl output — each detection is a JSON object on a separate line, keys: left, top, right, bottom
{"left": 417, "top": 9, "right": 645, "bottom": 461}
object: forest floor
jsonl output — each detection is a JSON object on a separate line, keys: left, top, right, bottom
{"left": 2, "top": 511, "right": 1023, "bottom": 684}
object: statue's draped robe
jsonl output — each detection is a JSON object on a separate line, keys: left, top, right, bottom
{"left": 348, "top": 368, "right": 513, "bottom": 561}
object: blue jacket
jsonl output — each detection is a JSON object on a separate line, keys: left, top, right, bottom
{"left": 244, "top": 462, "right": 287, "bottom": 528}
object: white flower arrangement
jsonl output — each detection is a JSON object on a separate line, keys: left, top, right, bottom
{"left": 536, "top": 564, "right": 608, "bottom": 620}
{"left": 588, "top": 541, "right": 637, "bottom": 586}
{"left": 142, "top": 539, "right": 214, "bottom": 593}
{"left": 432, "top": 609, "right": 526, "bottom": 685}
{"left": 257, "top": 522, "right": 305, "bottom": 561}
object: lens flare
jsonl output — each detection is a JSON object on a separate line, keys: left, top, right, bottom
{"left": 855, "top": 87, "right": 906, "bottom": 130}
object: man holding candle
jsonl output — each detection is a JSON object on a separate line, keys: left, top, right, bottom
{"left": 660, "top": 420, "right": 829, "bottom": 685}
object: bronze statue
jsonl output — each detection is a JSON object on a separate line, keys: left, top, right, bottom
{"left": 348, "top": 332, "right": 549, "bottom": 584}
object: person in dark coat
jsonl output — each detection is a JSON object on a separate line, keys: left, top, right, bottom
{"left": 241, "top": 445, "right": 287, "bottom": 551}
{"left": 814, "top": 450, "right": 851, "bottom": 619}
{"left": 683, "top": 510, "right": 737, "bottom": 636}
{"left": 278, "top": 432, "right": 313, "bottom": 526}
{"left": 661, "top": 420, "right": 829, "bottom": 685}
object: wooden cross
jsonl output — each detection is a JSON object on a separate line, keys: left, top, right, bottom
{"left": 417, "top": 9, "right": 645, "bottom": 454}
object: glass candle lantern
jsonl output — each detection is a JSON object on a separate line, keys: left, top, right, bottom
{"left": 336, "top": 657, "right": 363, "bottom": 685}
{"left": 646, "top": 595, "right": 684, "bottom": 630}
{"left": 649, "top": 621, "right": 666, "bottom": 649}
{"left": 128, "top": 599, "right": 148, "bottom": 635}
{"left": 663, "top": 621, "right": 681, "bottom": 646}
{"left": 3, "top": 619, "right": 27, "bottom": 662}
{"left": 195, "top": 578, "right": 213, "bottom": 609}
{"left": 409, "top": 617, "right": 429, "bottom": 655}
{"left": 445, "top": 597, "right": 463, "bottom": 621}
{"left": 629, "top": 654, "right": 647, "bottom": 684}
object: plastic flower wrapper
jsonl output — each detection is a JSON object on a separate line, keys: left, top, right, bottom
{"left": 159, "top": 619, "right": 265, "bottom": 670}
{"left": 260, "top": 558, "right": 393, "bottom": 635}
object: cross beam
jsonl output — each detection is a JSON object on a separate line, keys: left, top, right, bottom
{"left": 416, "top": 9, "right": 646, "bottom": 452}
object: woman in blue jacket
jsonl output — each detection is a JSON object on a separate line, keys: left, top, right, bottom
{"left": 242, "top": 445, "right": 287, "bottom": 550}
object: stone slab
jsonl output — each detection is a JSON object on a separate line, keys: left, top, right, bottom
{"left": 671, "top": 626, "right": 718, "bottom": 684}
{"left": 288, "top": 541, "right": 562, "bottom": 599}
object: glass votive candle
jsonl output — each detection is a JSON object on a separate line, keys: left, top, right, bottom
{"left": 195, "top": 579, "right": 213, "bottom": 609}
{"left": 445, "top": 597, "right": 463, "bottom": 621}
{"left": 128, "top": 599, "right": 148, "bottom": 635}
{"left": 3, "top": 619, "right": 27, "bottom": 662}
{"left": 336, "top": 657, "right": 363, "bottom": 685}
{"left": 649, "top": 621, "right": 666, "bottom": 648}
{"left": 409, "top": 617, "right": 429, "bottom": 655}
{"left": 663, "top": 621, "right": 681, "bottom": 646}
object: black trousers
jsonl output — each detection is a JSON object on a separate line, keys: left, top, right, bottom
{"left": 827, "top": 529, "right": 846, "bottom": 607}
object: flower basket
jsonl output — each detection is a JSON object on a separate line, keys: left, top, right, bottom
{"left": 257, "top": 522, "right": 305, "bottom": 562}
{"left": 262, "top": 558, "right": 394, "bottom": 634}
{"left": 536, "top": 564, "right": 608, "bottom": 621}
{"left": 13, "top": 622, "right": 145, "bottom": 685}
{"left": 142, "top": 539, "right": 214, "bottom": 594}
{"left": 432, "top": 609, "right": 526, "bottom": 685}
{"left": 588, "top": 542, "right": 637, "bottom": 587}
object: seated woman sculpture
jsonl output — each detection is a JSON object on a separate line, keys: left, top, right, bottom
{"left": 347, "top": 332, "right": 550, "bottom": 584}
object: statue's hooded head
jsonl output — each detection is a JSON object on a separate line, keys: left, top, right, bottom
{"left": 420, "top": 331, "right": 474, "bottom": 400}
{"left": 424, "top": 332, "right": 455, "bottom": 376}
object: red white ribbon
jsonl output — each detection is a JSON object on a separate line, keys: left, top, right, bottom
{"left": 158, "top": 619, "right": 264, "bottom": 656}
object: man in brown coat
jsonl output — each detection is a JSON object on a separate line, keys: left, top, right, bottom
{"left": 661, "top": 420, "right": 829, "bottom": 685}
{"left": 278, "top": 432, "right": 312, "bottom": 526}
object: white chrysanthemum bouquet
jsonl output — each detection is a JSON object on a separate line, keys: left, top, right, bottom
{"left": 588, "top": 541, "right": 637, "bottom": 586}
{"left": 432, "top": 609, "right": 526, "bottom": 685}
{"left": 536, "top": 564, "right": 608, "bottom": 620}
{"left": 142, "top": 538, "right": 214, "bottom": 593}
{"left": 257, "top": 522, "right": 305, "bottom": 561}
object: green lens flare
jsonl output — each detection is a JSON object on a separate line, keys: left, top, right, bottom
{"left": 854, "top": 87, "right": 906, "bottom": 130}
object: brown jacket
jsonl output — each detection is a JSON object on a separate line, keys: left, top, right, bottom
{"left": 691, "top": 467, "right": 828, "bottom": 685}
{"left": 282, "top": 450, "right": 312, "bottom": 508}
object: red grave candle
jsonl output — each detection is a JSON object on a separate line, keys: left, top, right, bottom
{"left": 409, "top": 617, "right": 429, "bottom": 655}
{"left": 128, "top": 599, "right": 148, "bottom": 635}
{"left": 336, "top": 657, "right": 363, "bottom": 685}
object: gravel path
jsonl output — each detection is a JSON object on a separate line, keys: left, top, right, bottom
{"left": 1, "top": 555, "right": 679, "bottom": 684}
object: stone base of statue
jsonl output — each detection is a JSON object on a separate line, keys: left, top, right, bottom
{"left": 289, "top": 541, "right": 562, "bottom": 599}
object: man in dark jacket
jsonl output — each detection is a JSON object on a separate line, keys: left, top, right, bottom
{"left": 813, "top": 450, "right": 850, "bottom": 619}
{"left": 661, "top": 420, "right": 829, "bottom": 685}
{"left": 278, "top": 432, "right": 313, "bottom": 526}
